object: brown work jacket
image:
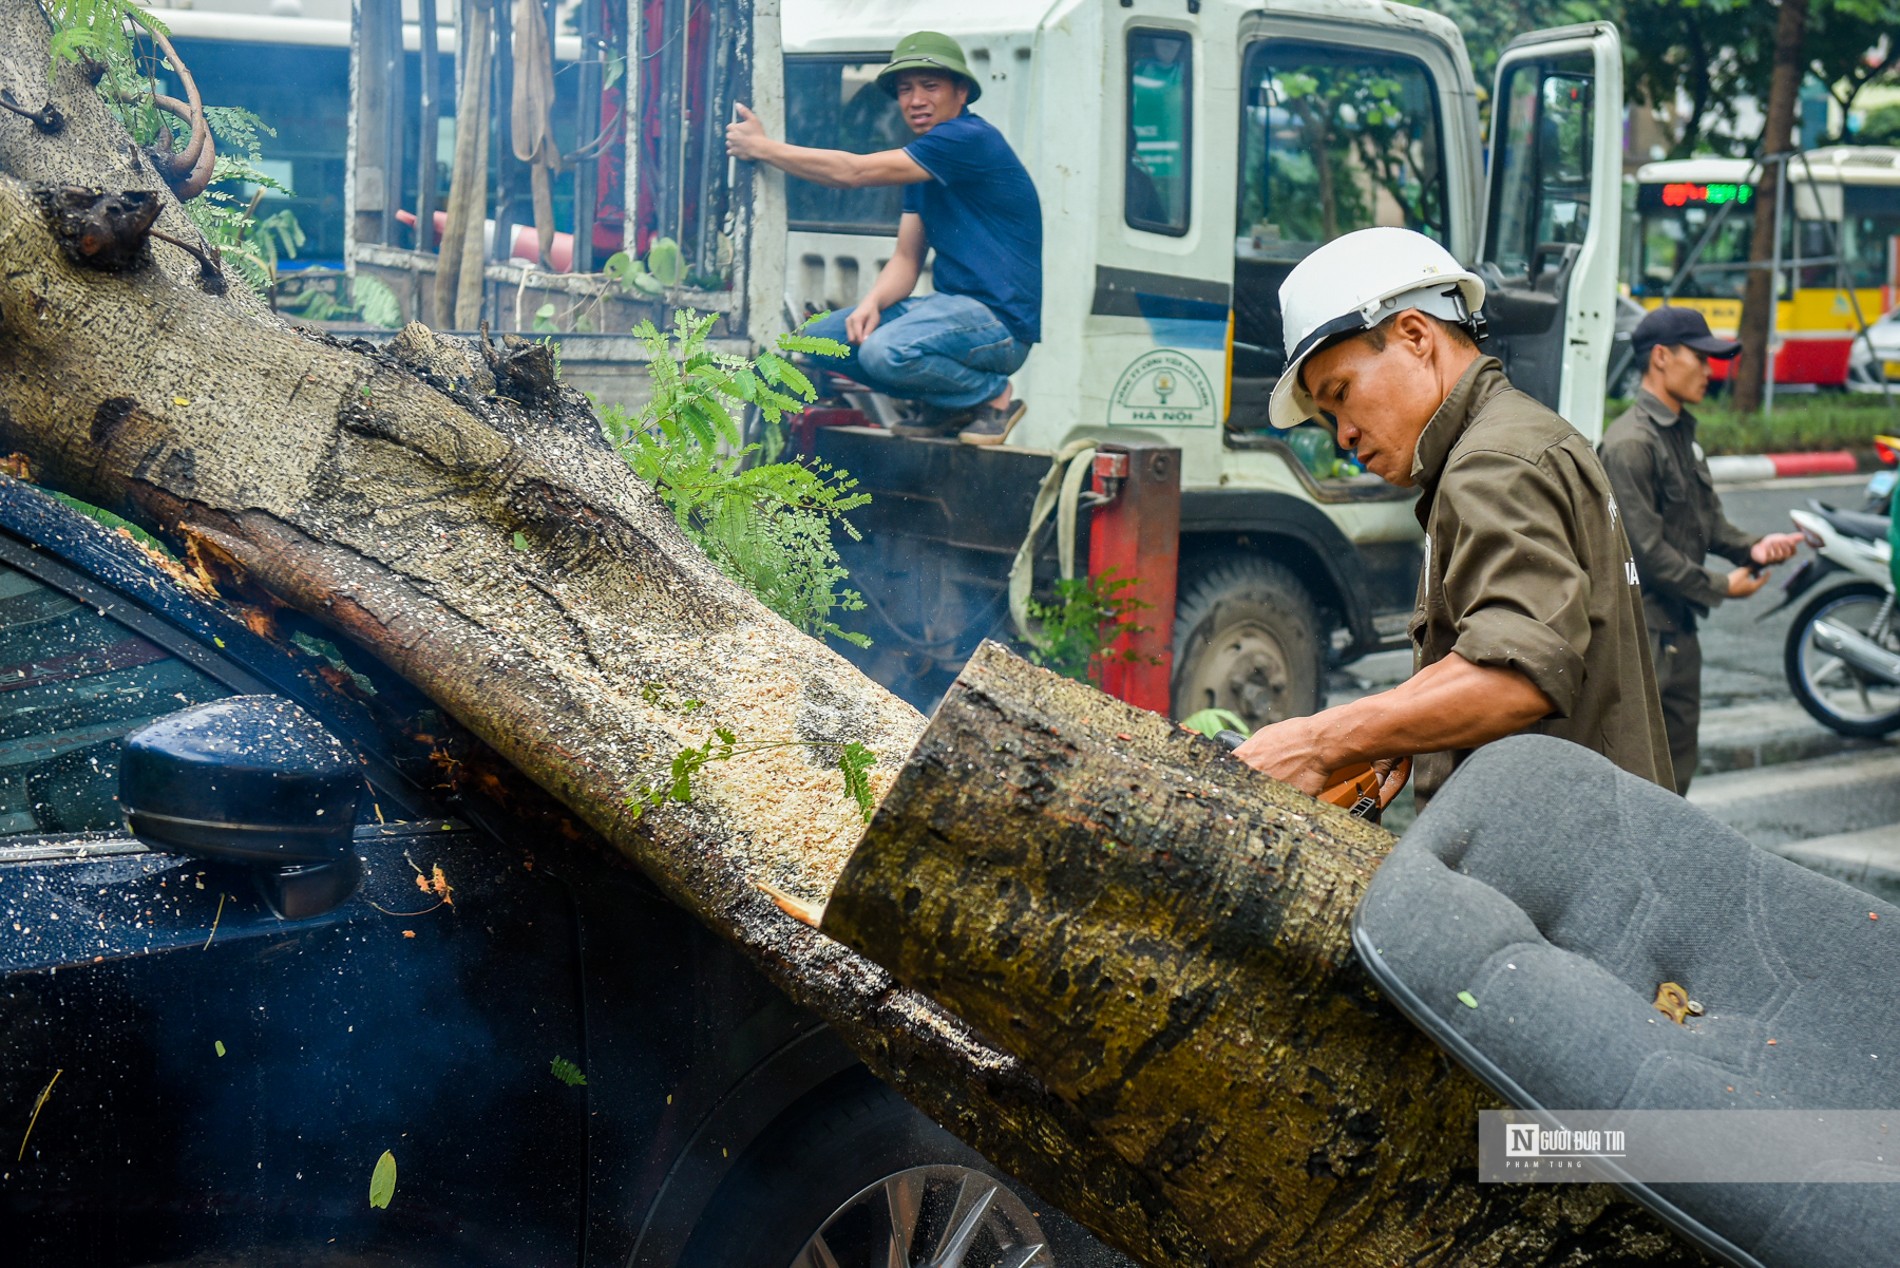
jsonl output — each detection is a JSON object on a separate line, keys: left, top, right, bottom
{"left": 1409, "top": 358, "right": 1672, "bottom": 800}
{"left": 1598, "top": 390, "right": 1759, "bottom": 635}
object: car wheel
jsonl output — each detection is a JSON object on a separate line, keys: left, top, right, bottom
{"left": 679, "top": 1074, "right": 1063, "bottom": 1268}
{"left": 1171, "top": 558, "right": 1323, "bottom": 730}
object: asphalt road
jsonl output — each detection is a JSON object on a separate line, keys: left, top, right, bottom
{"left": 1696, "top": 472, "right": 1885, "bottom": 709}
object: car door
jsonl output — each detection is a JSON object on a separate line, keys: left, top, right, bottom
{"left": 1478, "top": 23, "right": 1624, "bottom": 441}
{"left": 0, "top": 528, "right": 589, "bottom": 1266}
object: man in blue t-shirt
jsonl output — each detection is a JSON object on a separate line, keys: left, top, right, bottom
{"left": 727, "top": 30, "right": 1042, "bottom": 445}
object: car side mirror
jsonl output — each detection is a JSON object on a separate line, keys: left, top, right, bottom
{"left": 120, "top": 696, "right": 364, "bottom": 919}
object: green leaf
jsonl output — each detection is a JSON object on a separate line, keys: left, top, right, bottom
{"left": 1457, "top": 991, "right": 1479, "bottom": 1010}
{"left": 214, "top": 1040, "right": 226, "bottom": 1058}
{"left": 550, "top": 1056, "right": 587, "bottom": 1087}
{"left": 646, "top": 236, "right": 685, "bottom": 287}
{"left": 1181, "top": 708, "right": 1249, "bottom": 740}
{"left": 512, "top": 531, "right": 530, "bottom": 552}
{"left": 369, "top": 1150, "right": 397, "bottom": 1209}
{"left": 838, "top": 741, "right": 878, "bottom": 823}
{"left": 603, "top": 250, "right": 649, "bottom": 293}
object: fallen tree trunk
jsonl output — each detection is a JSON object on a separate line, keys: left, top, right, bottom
{"left": 826, "top": 643, "right": 1707, "bottom": 1266}
{"left": 0, "top": 9, "right": 1701, "bottom": 1264}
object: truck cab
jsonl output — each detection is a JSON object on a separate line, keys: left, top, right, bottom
{"left": 780, "top": 0, "right": 1624, "bottom": 727}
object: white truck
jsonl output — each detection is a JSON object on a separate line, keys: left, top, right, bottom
{"left": 777, "top": 0, "right": 1625, "bottom": 726}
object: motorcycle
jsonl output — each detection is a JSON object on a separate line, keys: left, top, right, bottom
{"left": 1764, "top": 465, "right": 1899, "bottom": 738}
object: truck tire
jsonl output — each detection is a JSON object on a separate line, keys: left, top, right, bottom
{"left": 1171, "top": 558, "right": 1324, "bottom": 730}
{"left": 677, "top": 1072, "right": 1121, "bottom": 1268}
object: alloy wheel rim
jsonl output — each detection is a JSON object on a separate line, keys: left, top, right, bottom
{"left": 791, "top": 1164, "right": 1052, "bottom": 1268}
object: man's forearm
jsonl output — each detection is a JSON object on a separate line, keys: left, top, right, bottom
{"left": 863, "top": 254, "right": 922, "bottom": 310}
{"left": 1304, "top": 655, "right": 1553, "bottom": 769}
{"left": 755, "top": 140, "right": 870, "bottom": 189}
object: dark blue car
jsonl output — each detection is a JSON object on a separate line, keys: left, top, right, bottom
{"left": 0, "top": 476, "right": 1120, "bottom": 1267}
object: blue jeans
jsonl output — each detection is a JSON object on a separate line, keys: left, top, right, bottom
{"left": 805, "top": 293, "right": 1030, "bottom": 411}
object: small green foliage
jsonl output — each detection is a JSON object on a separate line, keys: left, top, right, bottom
{"left": 838, "top": 741, "right": 878, "bottom": 824}
{"left": 181, "top": 118, "right": 304, "bottom": 299}
{"left": 291, "top": 631, "right": 377, "bottom": 696}
{"left": 1180, "top": 708, "right": 1249, "bottom": 740}
{"left": 369, "top": 1150, "right": 397, "bottom": 1209}
{"left": 534, "top": 334, "right": 564, "bottom": 380}
{"left": 533, "top": 303, "right": 560, "bottom": 333}
{"left": 45, "top": 1, "right": 303, "bottom": 300}
{"left": 549, "top": 1056, "right": 587, "bottom": 1087}
{"left": 1023, "top": 570, "right": 1154, "bottom": 686}
{"left": 603, "top": 248, "right": 665, "bottom": 296}
{"left": 1457, "top": 991, "right": 1479, "bottom": 1010}
{"left": 639, "top": 682, "right": 702, "bottom": 712}
{"left": 47, "top": 491, "right": 172, "bottom": 556}
{"left": 646, "top": 236, "right": 686, "bottom": 288}
{"left": 512, "top": 531, "right": 530, "bottom": 552}
{"left": 603, "top": 311, "right": 868, "bottom": 646}
{"left": 624, "top": 729, "right": 879, "bottom": 827}
{"left": 279, "top": 276, "right": 402, "bottom": 329}
{"left": 213, "top": 1040, "right": 226, "bottom": 1058}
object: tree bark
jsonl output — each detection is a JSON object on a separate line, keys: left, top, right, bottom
{"left": 826, "top": 643, "right": 1708, "bottom": 1267}
{"left": 0, "top": 8, "right": 1701, "bottom": 1264}
{"left": 1732, "top": 0, "right": 1809, "bottom": 415}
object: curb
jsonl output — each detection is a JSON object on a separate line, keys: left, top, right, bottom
{"left": 1707, "top": 450, "right": 1880, "bottom": 483}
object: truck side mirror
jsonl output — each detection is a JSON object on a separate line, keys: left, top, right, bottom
{"left": 120, "top": 696, "right": 364, "bottom": 919}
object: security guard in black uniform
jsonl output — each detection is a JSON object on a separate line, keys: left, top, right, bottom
{"left": 1599, "top": 308, "right": 1805, "bottom": 794}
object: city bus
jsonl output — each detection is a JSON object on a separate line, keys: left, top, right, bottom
{"left": 1629, "top": 148, "right": 1900, "bottom": 388}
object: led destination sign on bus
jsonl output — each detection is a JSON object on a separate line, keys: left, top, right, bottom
{"left": 1660, "top": 182, "right": 1754, "bottom": 208}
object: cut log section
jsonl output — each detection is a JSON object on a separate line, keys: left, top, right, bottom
{"left": 825, "top": 641, "right": 1710, "bottom": 1266}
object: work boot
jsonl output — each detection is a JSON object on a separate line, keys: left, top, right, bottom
{"left": 889, "top": 402, "right": 973, "bottom": 438}
{"left": 958, "top": 398, "right": 1027, "bottom": 446}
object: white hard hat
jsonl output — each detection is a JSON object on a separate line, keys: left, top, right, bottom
{"left": 1267, "top": 227, "right": 1486, "bottom": 429}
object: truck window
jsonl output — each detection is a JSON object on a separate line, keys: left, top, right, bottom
{"left": 1237, "top": 41, "right": 1449, "bottom": 259}
{"left": 784, "top": 58, "right": 912, "bottom": 236}
{"left": 1230, "top": 41, "right": 1448, "bottom": 390}
{"left": 1487, "top": 56, "right": 1594, "bottom": 279}
{"left": 1126, "top": 30, "right": 1192, "bottom": 235}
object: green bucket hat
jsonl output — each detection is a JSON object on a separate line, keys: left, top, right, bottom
{"left": 877, "top": 30, "right": 980, "bottom": 103}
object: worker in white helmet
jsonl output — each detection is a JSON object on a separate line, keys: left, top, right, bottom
{"left": 1232, "top": 227, "right": 1671, "bottom": 808}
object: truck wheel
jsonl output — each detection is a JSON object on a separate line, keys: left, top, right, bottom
{"left": 1172, "top": 558, "right": 1323, "bottom": 730}
{"left": 678, "top": 1074, "right": 1073, "bottom": 1268}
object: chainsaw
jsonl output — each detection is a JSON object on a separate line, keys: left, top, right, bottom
{"left": 1215, "top": 731, "right": 1384, "bottom": 823}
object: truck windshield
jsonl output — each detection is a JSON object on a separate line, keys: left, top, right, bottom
{"left": 1238, "top": 41, "right": 1450, "bottom": 260}
{"left": 784, "top": 57, "right": 912, "bottom": 235}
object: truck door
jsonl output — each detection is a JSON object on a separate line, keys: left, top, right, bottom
{"left": 1478, "top": 23, "right": 1624, "bottom": 440}
{"left": 1084, "top": 12, "right": 1236, "bottom": 476}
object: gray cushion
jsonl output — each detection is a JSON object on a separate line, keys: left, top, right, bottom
{"left": 1353, "top": 734, "right": 1899, "bottom": 1268}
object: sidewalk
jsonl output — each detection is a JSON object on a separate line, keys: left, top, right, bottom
{"left": 1708, "top": 447, "right": 1892, "bottom": 484}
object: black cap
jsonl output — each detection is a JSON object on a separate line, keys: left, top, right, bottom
{"left": 1631, "top": 306, "right": 1742, "bottom": 361}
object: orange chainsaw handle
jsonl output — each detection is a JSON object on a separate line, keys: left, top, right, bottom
{"left": 1212, "top": 732, "right": 1384, "bottom": 820}
{"left": 1318, "top": 762, "right": 1379, "bottom": 809}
